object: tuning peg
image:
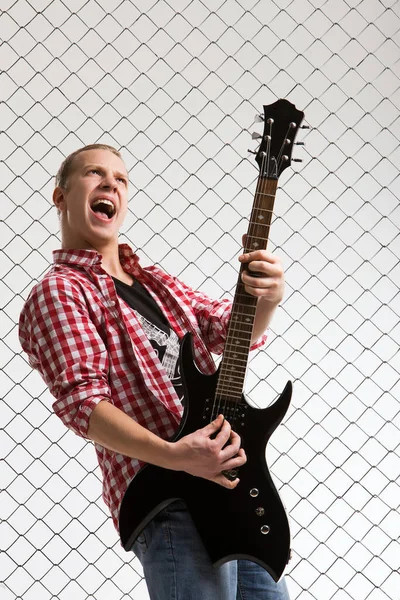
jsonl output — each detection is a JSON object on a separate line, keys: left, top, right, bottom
{"left": 251, "top": 131, "right": 262, "bottom": 140}
{"left": 292, "top": 158, "right": 303, "bottom": 162}
{"left": 254, "top": 114, "right": 264, "bottom": 122}
{"left": 295, "top": 141, "right": 305, "bottom": 145}
{"left": 301, "top": 125, "right": 310, "bottom": 129}
{"left": 247, "top": 149, "right": 257, "bottom": 154}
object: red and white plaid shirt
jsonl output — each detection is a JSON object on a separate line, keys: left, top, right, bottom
{"left": 19, "top": 244, "right": 266, "bottom": 532}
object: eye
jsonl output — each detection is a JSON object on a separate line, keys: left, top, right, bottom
{"left": 88, "top": 168, "right": 101, "bottom": 175}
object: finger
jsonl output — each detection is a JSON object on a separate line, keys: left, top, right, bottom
{"left": 221, "top": 447, "right": 247, "bottom": 468}
{"left": 219, "top": 433, "right": 242, "bottom": 461}
{"left": 247, "top": 262, "right": 283, "bottom": 282}
{"left": 214, "top": 473, "right": 240, "bottom": 489}
{"left": 229, "top": 430, "right": 242, "bottom": 444}
{"left": 212, "top": 418, "right": 233, "bottom": 447}
{"left": 248, "top": 260, "right": 280, "bottom": 274}
{"left": 242, "top": 274, "right": 272, "bottom": 289}
{"left": 243, "top": 284, "right": 273, "bottom": 298}
{"left": 200, "top": 414, "right": 225, "bottom": 437}
{"left": 239, "top": 249, "right": 276, "bottom": 263}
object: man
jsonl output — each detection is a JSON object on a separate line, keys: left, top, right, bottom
{"left": 19, "top": 144, "right": 290, "bottom": 599}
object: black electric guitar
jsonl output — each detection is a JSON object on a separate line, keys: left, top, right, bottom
{"left": 119, "top": 99, "right": 305, "bottom": 582}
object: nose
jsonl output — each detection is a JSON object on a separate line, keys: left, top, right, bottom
{"left": 100, "top": 172, "right": 117, "bottom": 190}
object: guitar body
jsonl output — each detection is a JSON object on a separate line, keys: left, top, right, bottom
{"left": 119, "top": 333, "right": 293, "bottom": 582}
{"left": 120, "top": 98, "right": 304, "bottom": 582}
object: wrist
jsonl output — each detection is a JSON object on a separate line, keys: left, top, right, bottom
{"left": 157, "top": 439, "right": 182, "bottom": 471}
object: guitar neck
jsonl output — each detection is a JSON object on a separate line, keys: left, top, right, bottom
{"left": 216, "top": 178, "right": 278, "bottom": 401}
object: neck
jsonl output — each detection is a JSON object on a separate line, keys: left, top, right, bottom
{"left": 93, "top": 241, "right": 133, "bottom": 283}
{"left": 61, "top": 234, "right": 128, "bottom": 280}
{"left": 100, "top": 249, "right": 124, "bottom": 278}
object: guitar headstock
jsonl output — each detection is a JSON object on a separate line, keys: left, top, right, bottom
{"left": 254, "top": 99, "right": 305, "bottom": 180}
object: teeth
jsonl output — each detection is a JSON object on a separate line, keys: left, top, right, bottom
{"left": 92, "top": 199, "right": 115, "bottom": 208}
{"left": 91, "top": 198, "right": 116, "bottom": 218}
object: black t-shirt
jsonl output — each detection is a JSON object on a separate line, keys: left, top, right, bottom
{"left": 112, "top": 277, "right": 183, "bottom": 403}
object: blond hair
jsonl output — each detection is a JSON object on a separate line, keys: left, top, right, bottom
{"left": 55, "top": 144, "right": 123, "bottom": 189}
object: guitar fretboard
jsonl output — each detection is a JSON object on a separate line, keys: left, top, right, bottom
{"left": 216, "top": 177, "right": 278, "bottom": 403}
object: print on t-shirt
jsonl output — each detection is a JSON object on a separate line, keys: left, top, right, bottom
{"left": 134, "top": 311, "right": 184, "bottom": 404}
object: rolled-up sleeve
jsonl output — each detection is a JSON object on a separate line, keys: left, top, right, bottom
{"left": 19, "top": 276, "right": 111, "bottom": 438}
{"left": 168, "top": 277, "right": 267, "bottom": 355}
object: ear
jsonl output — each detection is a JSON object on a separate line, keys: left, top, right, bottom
{"left": 53, "top": 186, "right": 66, "bottom": 211}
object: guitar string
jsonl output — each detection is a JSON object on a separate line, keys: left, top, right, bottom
{"left": 212, "top": 169, "right": 264, "bottom": 425}
{"left": 215, "top": 120, "right": 291, "bottom": 478}
{"left": 214, "top": 118, "right": 283, "bottom": 435}
{"left": 226, "top": 142, "right": 277, "bottom": 423}
{"left": 276, "top": 123, "right": 293, "bottom": 174}
{"left": 215, "top": 133, "right": 273, "bottom": 425}
{"left": 216, "top": 164, "right": 274, "bottom": 414}
{"left": 213, "top": 147, "right": 272, "bottom": 430}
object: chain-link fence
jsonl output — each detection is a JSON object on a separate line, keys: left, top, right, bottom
{"left": 1, "top": 1, "right": 399, "bottom": 599}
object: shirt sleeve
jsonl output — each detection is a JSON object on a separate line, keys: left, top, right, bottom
{"left": 19, "top": 275, "right": 111, "bottom": 438}
{"left": 167, "top": 276, "right": 268, "bottom": 355}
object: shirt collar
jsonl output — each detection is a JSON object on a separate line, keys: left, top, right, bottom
{"left": 53, "top": 244, "right": 141, "bottom": 272}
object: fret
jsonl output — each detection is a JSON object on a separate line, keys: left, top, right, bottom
{"left": 219, "top": 369, "right": 246, "bottom": 379}
{"left": 229, "top": 319, "right": 255, "bottom": 328}
{"left": 220, "top": 367, "right": 247, "bottom": 376}
{"left": 219, "top": 378, "right": 246, "bottom": 387}
{"left": 250, "top": 206, "right": 273, "bottom": 214}
{"left": 219, "top": 370, "right": 247, "bottom": 380}
{"left": 223, "top": 347, "right": 251, "bottom": 358}
{"left": 234, "top": 293, "right": 261, "bottom": 303}
{"left": 230, "top": 311, "right": 256, "bottom": 321}
{"left": 226, "top": 336, "right": 252, "bottom": 346}
{"left": 225, "top": 340, "right": 252, "bottom": 350}
{"left": 225, "top": 336, "right": 252, "bottom": 347}
{"left": 248, "top": 220, "right": 271, "bottom": 228}
{"left": 215, "top": 392, "right": 243, "bottom": 402}
{"left": 220, "top": 354, "right": 248, "bottom": 365}
{"left": 245, "top": 235, "right": 270, "bottom": 244}
{"left": 221, "top": 353, "right": 249, "bottom": 365}
{"left": 233, "top": 287, "right": 258, "bottom": 297}
{"left": 221, "top": 350, "right": 249, "bottom": 362}
{"left": 216, "top": 384, "right": 244, "bottom": 395}
{"left": 225, "top": 329, "right": 253, "bottom": 338}
{"left": 222, "top": 348, "right": 249, "bottom": 358}
{"left": 218, "top": 372, "right": 247, "bottom": 384}
{"left": 226, "top": 325, "right": 254, "bottom": 335}
{"left": 217, "top": 175, "right": 277, "bottom": 398}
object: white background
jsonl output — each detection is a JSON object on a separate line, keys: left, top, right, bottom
{"left": 1, "top": 1, "right": 399, "bottom": 599}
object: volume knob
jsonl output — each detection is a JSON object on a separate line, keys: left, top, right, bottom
{"left": 260, "top": 525, "right": 270, "bottom": 535}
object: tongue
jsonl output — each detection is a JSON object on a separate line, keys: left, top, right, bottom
{"left": 92, "top": 209, "right": 110, "bottom": 220}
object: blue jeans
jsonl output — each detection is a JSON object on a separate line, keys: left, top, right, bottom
{"left": 132, "top": 500, "right": 290, "bottom": 600}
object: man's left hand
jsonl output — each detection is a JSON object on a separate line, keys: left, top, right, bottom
{"left": 239, "top": 249, "right": 285, "bottom": 306}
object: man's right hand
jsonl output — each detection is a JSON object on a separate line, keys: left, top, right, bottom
{"left": 169, "top": 415, "right": 247, "bottom": 489}
{"left": 87, "top": 402, "right": 246, "bottom": 489}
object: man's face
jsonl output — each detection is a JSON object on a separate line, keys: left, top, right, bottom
{"left": 54, "top": 149, "right": 129, "bottom": 250}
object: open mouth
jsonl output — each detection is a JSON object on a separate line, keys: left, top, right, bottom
{"left": 90, "top": 198, "right": 116, "bottom": 220}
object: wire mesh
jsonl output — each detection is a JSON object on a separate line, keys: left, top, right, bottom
{"left": 1, "top": 0, "right": 399, "bottom": 599}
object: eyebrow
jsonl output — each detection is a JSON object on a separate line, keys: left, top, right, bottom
{"left": 84, "top": 164, "right": 129, "bottom": 180}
